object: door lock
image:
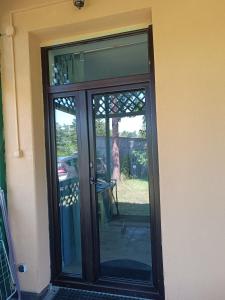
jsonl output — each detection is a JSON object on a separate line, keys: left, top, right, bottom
{"left": 90, "top": 177, "right": 97, "bottom": 185}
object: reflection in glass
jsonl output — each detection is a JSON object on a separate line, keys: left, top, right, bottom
{"left": 48, "top": 33, "right": 149, "bottom": 85}
{"left": 54, "top": 97, "right": 82, "bottom": 277}
{"left": 93, "top": 90, "right": 152, "bottom": 283}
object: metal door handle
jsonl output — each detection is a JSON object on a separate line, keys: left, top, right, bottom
{"left": 90, "top": 177, "right": 97, "bottom": 185}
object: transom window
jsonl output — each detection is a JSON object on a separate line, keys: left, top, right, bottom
{"left": 48, "top": 33, "right": 149, "bottom": 85}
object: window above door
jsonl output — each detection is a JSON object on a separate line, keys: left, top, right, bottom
{"left": 48, "top": 31, "right": 150, "bottom": 86}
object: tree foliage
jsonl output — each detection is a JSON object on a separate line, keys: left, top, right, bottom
{"left": 56, "top": 120, "right": 78, "bottom": 157}
{"left": 95, "top": 119, "right": 106, "bottom": 136}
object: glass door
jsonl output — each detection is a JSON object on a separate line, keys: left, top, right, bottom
{"left": 49, "top": 91, "right": 93, "bottom": 282}
{"left": 43, "top": 28, "right": 164, "bottom": 299}
{"left": 46, "top": 83, "right": 163, "bottom": 298}
{"left": 88, "top": 84, "right": 155, "bottom": 285}
{"left": 52, "top": 94, "right": 83, "bottom": 277}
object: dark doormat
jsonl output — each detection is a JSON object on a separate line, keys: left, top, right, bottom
{"left": 51, "top": 288, "right": 149, "bottom": 300}
{"left": 101, "top": 259, "right": 152, "bottom": 282}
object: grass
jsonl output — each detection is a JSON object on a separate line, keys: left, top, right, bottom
{"left": 116, "top": 178, "right": 149, "bottom": 204}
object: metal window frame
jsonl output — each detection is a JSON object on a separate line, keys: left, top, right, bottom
{"left": 41, "top": 27, "right": 164, "bottom": 300}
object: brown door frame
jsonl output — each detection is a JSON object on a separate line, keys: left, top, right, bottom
{"left": 87, "top": 82, "right": 163, "bottom": 290}
{"left": 41, "top": 27, "right": 164, "bottom": 300}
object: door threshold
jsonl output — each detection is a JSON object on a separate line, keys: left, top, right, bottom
{"left": 44, "top": 286, "right": 153, "bottom": 300}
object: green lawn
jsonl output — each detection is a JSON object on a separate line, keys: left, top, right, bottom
{"left": 117, "top": 178, "right": 149, "bottom": 204}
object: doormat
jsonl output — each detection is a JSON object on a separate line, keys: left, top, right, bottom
{"left": 101, "top": 259, "right": 152, "bottom": 282}
{"left": 51, "top": 287, "right": 150, "bottom": 300}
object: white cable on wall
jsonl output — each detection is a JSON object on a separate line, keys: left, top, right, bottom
{"left": 0, "top": 0, "right": 73, "bottom": 159}
{"left": 0, "top": 14, "right": 23, "bottom": 158}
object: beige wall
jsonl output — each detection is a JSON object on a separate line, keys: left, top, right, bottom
{"left": 0, "top": 0, "right": 225, "bottom": 299}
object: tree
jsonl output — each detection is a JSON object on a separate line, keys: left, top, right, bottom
{"left": 111, "top": 95, "right": 121, "bottom": 181}
{"left": 120, "top": 130, "right": 138, "bottom": 138}
{"left": 56, "top": 118, "right": 77, "bottom": 157}
{"left": 95, "top": 118, "right": 105, "bottom": 136}
{"left": 112, "top": 117, "right": 121, "bottom": 181}
{"left": 138, "top": 116, "right": 146, "bottom": 138}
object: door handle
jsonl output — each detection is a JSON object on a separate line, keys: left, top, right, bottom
{"left": 90, "top": 177, "right": 97, "bottom": 185}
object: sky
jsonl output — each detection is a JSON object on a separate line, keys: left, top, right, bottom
{"left": 56, "top": 110, "right": 143, "bottom": 133}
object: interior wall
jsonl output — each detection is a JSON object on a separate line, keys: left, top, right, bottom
{"left": 0, "top": 0, "right": 225, "bottom": 299}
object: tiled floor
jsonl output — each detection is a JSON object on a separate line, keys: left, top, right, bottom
{"left": 63, "top": 214, "right": 152, "bottom": 281}
{"left": 99, "top": 215, "right": 151, "bottom": 265}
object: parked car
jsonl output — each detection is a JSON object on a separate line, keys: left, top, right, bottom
{"left": 57, "top": 155, "right": 78, "bottom": 181}
{"left": 57, "top": 154, "right": 107, "bottom": 181}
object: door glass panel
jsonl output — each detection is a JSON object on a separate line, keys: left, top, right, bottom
{"left": 54, "top": 96, "right": 82, "bottom": 277}
{"left": 93, "top": 89, "right": 153, "bottom": 283}
{"left": 48, "top": 32, "right": 149, "bottom": 86}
